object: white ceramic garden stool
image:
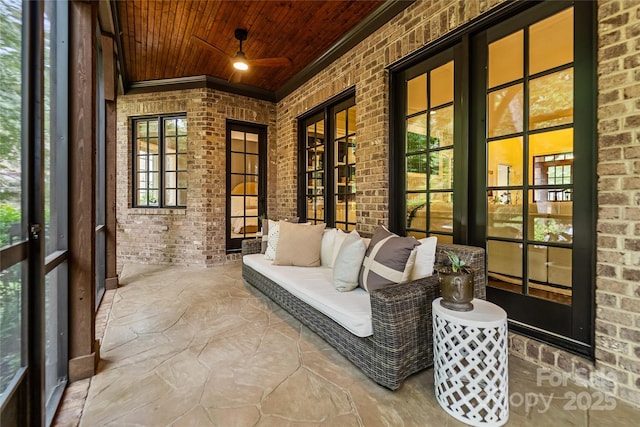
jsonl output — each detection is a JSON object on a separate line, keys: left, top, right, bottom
{"left": 432, "top": 298, "right": 509, "bottom": 426}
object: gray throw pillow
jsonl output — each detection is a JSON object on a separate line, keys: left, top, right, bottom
{"left": 358, "top": 225, "right": 420, "bottom": 292}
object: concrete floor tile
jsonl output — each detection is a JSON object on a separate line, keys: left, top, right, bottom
{"left": 260, "top": 368, "right": 354, "bottom": 422}
{"left": 49, "top": 263, "right": 639, "bottom": 427}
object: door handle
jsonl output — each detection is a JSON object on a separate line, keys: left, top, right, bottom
{"left": 30, "top": 224, "right": 42, "bottom": 240}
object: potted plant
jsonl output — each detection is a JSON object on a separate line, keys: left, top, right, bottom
{"left": 436, "top": 250, "right": 474, "bottom": 311}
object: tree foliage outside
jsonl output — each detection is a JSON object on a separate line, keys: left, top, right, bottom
{"left": 0, "top": 0, "right": 22, "bottom": 397}
{"left": 0, "top": 0, "right": 22, "bottom": 205}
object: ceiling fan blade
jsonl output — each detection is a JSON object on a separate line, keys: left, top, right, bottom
{"left": 228, "top": 69, "right": 242, "bottom": 84}
{"left": 191, "top": 35, "right": 229, "bottom": 58}
{"left": 246, "top": 57, "right": 292, "bottom": 68}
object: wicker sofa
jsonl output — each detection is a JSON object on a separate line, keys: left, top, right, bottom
{"left": 241, "top": 238, "right": 486, "bottom": 390}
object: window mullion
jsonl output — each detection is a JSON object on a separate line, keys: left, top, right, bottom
{"left": 159, "top": 117, "right": 164, "bottom": 208}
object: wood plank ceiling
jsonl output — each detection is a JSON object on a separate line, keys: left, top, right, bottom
{"left": 115, "top": 0, "right": 386, "bottom": 94}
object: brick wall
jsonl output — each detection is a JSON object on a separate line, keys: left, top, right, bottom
{"left": 594, "top": 0, "right": 640, "bottom": 407}
{"left": 116, "top": 88, "right": 276, "bottom": 269}
{"left": 273, "top": 0, "right": 640, "bottom": 407}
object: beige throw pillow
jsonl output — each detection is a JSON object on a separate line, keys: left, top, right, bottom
{"left": 273, "top": 221, "right": 326, "bottom": 266}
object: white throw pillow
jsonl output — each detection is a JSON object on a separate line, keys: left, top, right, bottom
{"left": 264, "top": 219, "right": 280, "bottom": 260}
{"left": 400, "top": 247, "right": 418, "bottom": 283}
{"left": 330, "top": 229, "right": 359, "bottom": 268}
{"left": 409, "top": 236, "right": 438, "bottom": 281}
{"left": 333, "top": 233, "right": 367, "bottom": 292}
{"left": 321, "top": 228, "right": 337, "bottom": 267}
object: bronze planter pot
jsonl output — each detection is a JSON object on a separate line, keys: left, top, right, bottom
{"left": 438, "top": 271, "right": 474, "bottom": 311}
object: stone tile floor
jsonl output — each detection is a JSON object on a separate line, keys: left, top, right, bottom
{"left": 53, "top": 263, "right": 640, "bottom": 426}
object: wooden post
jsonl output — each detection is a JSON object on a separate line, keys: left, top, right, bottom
{"left": 68, "top": 0, "right": 99, "bottom": 381}
{"left": 102, "top": 33, "right": 119, "bottom": 290}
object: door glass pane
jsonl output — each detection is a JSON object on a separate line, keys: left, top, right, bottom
{"left": 335, "top": 110, "right": 346, "bottom": 138}
{"left": 529, "top": 128, "right": 573, "bottom": 185}
{"left": 407, "top": 74, "right": 426, "bottom": 114}
{"left": 528, "top": 245, "right": 572, "bottom": 305}
{"left": 530, "top": 8, "right": 574, "bottom": 75}
{"left": 488, "top": 191, "right": 523, "bottom": 239}
{"left": 488, "top": 31, "right": 523, "bottom": 88}
{"left": 429, "top": 192, "right": 452, "bottom": 234}
{"left": 488, "top": 84, "right": 523, "bottom": 137}
{"left": 406, "top": 154, "right": 427, "bottom": 190}
{"left": 488, "top": 137, "right": 523, "bottom": 187}
{"left": 487, "top": 241, "right": 522, "bottom": 291}
{"left": 246, "top": 154, "right": 258, "bottom": 175}
{"left": 231, "top": 153, "right": 244, "bottom": 173}
{"left": 529, "top": 69, "right": 573, "bottom": 130}
{"left": 407, "top": 115, "right": 427, "bottom": 151}
{"left": 430, "top": 61, "right": 453, "bottom": 108}
{"left": 407, "top": 193, "right": 427, "bottom": 231}
{"left": 231, "top": 134, "right": 243, "bottom": 152}
{"left": 429, "top": 105, "right": 453, "bottom": 148}
{"left": 246, "top": 139, "right": 258, "bottom": 154}
{"left": 0, "top": 262, "right": 23, "bottom": 395}
{"left": 429, "top": 149, "right": 453, "bottom": 190}
{"left": 528, "top": 190, "right": 573, "bottom": 243}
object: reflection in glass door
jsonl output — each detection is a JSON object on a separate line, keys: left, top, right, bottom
{"left": 404, "top": 55, "right": 455, "bottom": 242}
{"left": 333, "top": 101, "right": 356, "bottom": 231}
{"left": 478, "top": 4, "right": 595, "bottom": 347}
{"left": 486, "top": 7, "right": 574, "bottom": 305}
{"left": 305, "top": 114, "right": 325, "bottom": 225}
{"left": 226, "top": 121, "right": 266, "bottom": 252}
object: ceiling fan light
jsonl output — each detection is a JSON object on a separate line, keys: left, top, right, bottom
{"left": 233, "top": 51, "right": 249, "bottom": 71}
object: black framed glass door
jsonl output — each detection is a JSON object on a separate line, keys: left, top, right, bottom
{"left": 226, "top": 120, "right": 267, "bottom": 252}
{"left": 469, "top": 1, "right": 595, "bottom": 353}
{"left": 391, "top": 1, "right": 595, "bottom": 355}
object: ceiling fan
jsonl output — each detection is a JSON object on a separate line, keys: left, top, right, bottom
{"left": 192, "top": 28, "right": 292, "bottom": 82}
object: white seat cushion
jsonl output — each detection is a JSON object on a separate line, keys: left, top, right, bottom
{"left": 243, "top": 253, "right": 373, "bottom": 337}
